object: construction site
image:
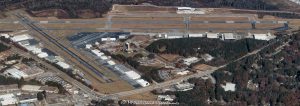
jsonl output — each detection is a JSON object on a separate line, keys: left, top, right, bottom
{"left": 0, "top": 4, "right": 300, "bottom": 100}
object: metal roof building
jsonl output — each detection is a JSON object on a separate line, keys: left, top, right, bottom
{"left": 4, "top": 68, "right": 29, "bottom": 79}
{"left": 206, "top": 33, "right": 220, "bottom": 39}
{"left": 136, "top": 79, "right": 150, "bottom": 87}
{"left": 124, "top": 71, "right": 141, "bottom": 80}
{"left": 11, "top": 34, "right": 32, "bottom": 42}
{"left": 188, "top": 33, "right": 206, "bottom": 38}
{"left": 56, "top": 61, "right": 71, "bottom": 69}
{"left": 37, "top": 52, "right": 49, "bottom": 58}
{"left": 0, "top": 94, "right": 17, "bottom": 105}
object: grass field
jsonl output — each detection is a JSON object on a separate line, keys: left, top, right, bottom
{"left": 112, "top": 4, "right": 176, "bottom": 13}
{"left": 120, "top": 92, "right": 157, "bottom": 100}
{"left": 159, "top": 54, "right": 182, "bottom": 62}
{"left": 0, "top": 23, "right": 25, "bottom": 30}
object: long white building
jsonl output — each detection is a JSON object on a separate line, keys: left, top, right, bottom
{"left": 290, "top": 0, "right": 300, "bottom": 5}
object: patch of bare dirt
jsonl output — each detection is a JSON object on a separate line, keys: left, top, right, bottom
{"left": 29, "top": 9, "right": 70, "bottom": 19}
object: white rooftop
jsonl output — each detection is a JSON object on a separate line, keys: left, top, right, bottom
{"left": 221, "top": 82, "right": 236, "bottom": 91}
{"left": 206, "top": 33, "right": 220, "bottom": 38}
{"left": 125, "top": 71, "right": 141, "bottom": 80}
{"left": 136, "top": 79, "right": 150, "bottom": 87}
{"left": 100, "top": 56, "right": 108, "bottom": 60}
{"left": 21, "top": 85, "right": 42, "bottom": 91}
{"left": 11, "top": 34, "right": 32, "bottom": 42}
{"left": 183, "top": 57, "right": 199, "bottom": 65}
{"left": 177, "top": 7, "right": 193, "bottom": 10}
{"left": 252, "top": 33, "right": 275, "bottom": 41}
{"left": 0, "top": 33, "right": 10, "bottom": 38}
{"left": 4, "top": 68, "right": 28, "bottom": 79}
{"left": 85, "top": 44, "right": 92, "bottom": 49}
{"left": 107, "top": 60, "right": 116, "bottom": 65}
{"left": 0, "top": 94, "right": 17, "bottom": 106}
{"left": 37, "top": 52, "right": 49, "bottom": 58}
{"left": 91, "top": 49, "right": 104, "bottom": 57}
{"left": 56, "top": 61, "right": 71, "bottom": 69}
{"left": 189, "top": 33, "right": 205, "bottom": 37}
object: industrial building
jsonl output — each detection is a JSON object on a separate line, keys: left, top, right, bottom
{"left": 174, "top": 82, "right": 195, "bottom": 91}
{"left": 221, "top": 33, "right": 242, "bottom": 40}
{"left": 124, "top": 71, "right": 141, "bottom": 80}
{"left": 221, "top": 82, "right": 236, "bottom": 92}
{"left": 183, "top": 57, "right": 199, "bottom": 66}
{"left": 37, "top": 52, "right": 48, "bottom": 58}
{"left": 188, "top": 33, "right": 206, "bottom": 38}
{"left": 56, "top": 61, "right": 71, "bottom": 69}
{"left": 106, "top": 60, "right": 116, "bottom": 65}
{"left": 250, "top": 32, "right": 276, "bottom": 41}
{"left": 177, "top": 7, "right": 205, "bottom": 14}
{"left": 157, "top": 95, "right": 176, "bottom": 102}
{"left": 101, "top": 37, "right": 117, "bottom": 42}
{"left": 11, "top": 34, "right": 32, "bottom": 42}
{"left": 13, "top": 63, "right": 44, "bottom": 78}
{"left": 0, "top": 33, "right": 10, "bottom": 38}
{"left": 136, "top": 79, "right": 150, "bottom": 87}
{"left": 4, "top": 68, "right": 29, "bottom": 79}
{"left": 206, "top": 33, "right": 220, "bottom": 39}
{"left": 0, "top": 93, "right": 18, "bottom": 106}
{"left": 166, "top": 33, "right": 185, "bottom": 39}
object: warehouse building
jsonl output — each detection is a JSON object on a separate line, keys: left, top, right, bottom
{"left": 221, "top": 33, "right": 240, "bottom": 40}
{"left": 37, "top": 52, "right": 49, "bottom": 58}
{"left": 11, "top": 34, "right": 32, "bottom": 42}
{"left": 125, "top": 71, "right": 141, "bottom": 80}
{"left": 177, "top": 7, "right": 205, "bottom": 14}
{"left": 4, "top": 68, "right": 29, "bottom": 79}
{"left": 188, "top": 33, "right": 206, "bottom": 38}
{"left": 101, "top": 37, "right": 117, "bottom": 42}
{"left": 183, "top": 57, "right": 199, "bottom": 66}
{"left": 56, "top": 61, "right": 71, "bottom": 69}
{"left": 206, "top": 33, "right": 220, "bottom": 39}
{"left": 136, "top": 79, "right": 150, "bottom": 87}
{"left": 0, "top": 94, "right": 18, "bottom": 106}
{"left": 249, "top": 32, "right": 276, "bottom": 41}
{"left": 106, "top": 60, "right": 116, "bottom": 65}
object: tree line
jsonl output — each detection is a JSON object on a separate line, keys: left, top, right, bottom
{"left": 0, "top": 0, "right": 281, "bottom": 18}
{"left": 146, "top": 38, "right": 266, "bottom": 62}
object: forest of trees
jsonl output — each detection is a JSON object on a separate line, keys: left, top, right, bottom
{"left": 106, "top": 52, "right": 162, "bottom": 83}
{"left": 0, "top": 42, "right": 9, "bottom": 52}
{"left": 146, "top": 38, "right": 266, "bottom": 62}
{"left": 154, "top": 33, "right": 300, "bottom": 105}
{"left": 0, "top": 0, "right": 287, "bottom": 18}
